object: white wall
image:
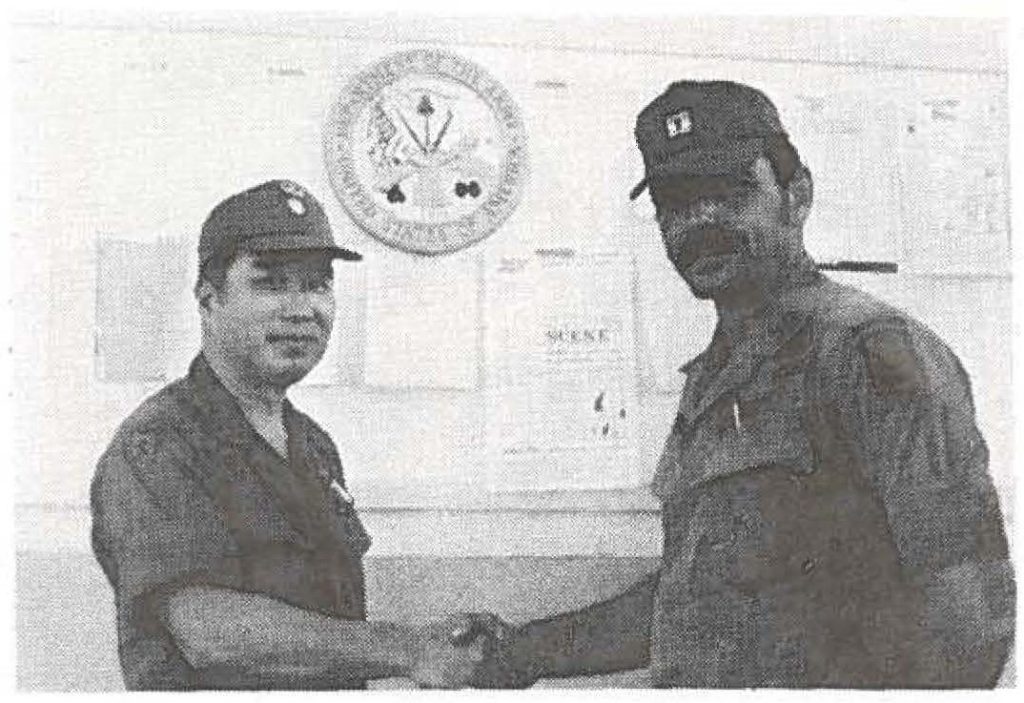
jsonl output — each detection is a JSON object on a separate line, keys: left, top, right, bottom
{"left": 10, "top": 16, "right": 1011, "bottom": 557}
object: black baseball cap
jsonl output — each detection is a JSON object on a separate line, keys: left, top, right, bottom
{"left": 630, "top": 80, "right": 787, "bottom": 200}
{"left": 199, "top": 179, "right": 362, "bottom": 266}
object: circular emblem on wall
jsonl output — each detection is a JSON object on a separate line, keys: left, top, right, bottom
{"left": 324, "top": 50, "right": 529, "bottom": 256}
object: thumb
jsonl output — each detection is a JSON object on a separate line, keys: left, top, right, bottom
{"left": 448, "top": 615, "right": 480, "bottom": 645}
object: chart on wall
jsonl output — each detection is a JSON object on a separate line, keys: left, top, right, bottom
{"left": 95, "top": 234, "right": 191, "bottom": 382}
{"left": 484, "top": 251, "right": 640, "bottom": 490}
{"left": 897, "top": 77, "right": 1008, "bottom": 275}
{"left": 783, "top": 88, "right": 902, "bottom": 264}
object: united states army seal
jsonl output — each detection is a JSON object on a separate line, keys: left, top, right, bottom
{"left": 323, "top": 50, "right": 529, "bottom": 256}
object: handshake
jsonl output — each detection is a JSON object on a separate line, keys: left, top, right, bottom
{"left": 408, "top": 612, "right": 536, "bottom": 689}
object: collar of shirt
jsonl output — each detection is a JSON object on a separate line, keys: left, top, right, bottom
{"left": 186, "top": 354, "right": 304, "bottom": 458}
{"left": 675, "top": 261, "right": 821, "bottom": 425}
{"left": 184, "top": 355, "right": 326, "bottom": 540}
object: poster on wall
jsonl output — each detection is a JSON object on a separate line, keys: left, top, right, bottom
{"left": 784, "top": 89, "right": 901, "bottom": 264}
{"left": 898, "top": 88, "right": 1009, "bottom": 275}
{"left": 96, "top": 234, "right": 192, "bottom": 383}
{"left": 484, "top": 251, "right": 640, "bottom": 490}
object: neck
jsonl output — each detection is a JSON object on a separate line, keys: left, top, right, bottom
{"left": 202, "top": 346, "right": 287, "bottom": 421}
{"left": 713, "top": 248, "right": 815, "bottom": 342}
{"left": 715, "top": 300, "right": 763, "bottom": 342}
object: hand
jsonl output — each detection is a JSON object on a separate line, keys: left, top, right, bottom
{"left": 455, "top": 612, "right": 538, "bottom": 689}
{"left": 408, "top": 615, "right": 485, "bottom": 689}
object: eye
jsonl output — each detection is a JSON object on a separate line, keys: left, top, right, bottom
{"left": 723, "top": 180, "right": 757, "bottom": 201}
{"left": 252, "top": 275, "right": 288, "bottom": 291}
{"left": 300, "top": 275, "right": 334, "bottom": 293}
{"left": 309, "top": 279, "right": 333, "bottom": 293}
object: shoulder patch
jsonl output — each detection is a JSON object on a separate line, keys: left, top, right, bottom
{"left": 121, "top": 428, "right": 161, "bottom": 466}
{"left": 119, "top": 425, "right": 177, "bottom": 470}
{"left": 860, "top": 324, "right": 924, "bottom": 397}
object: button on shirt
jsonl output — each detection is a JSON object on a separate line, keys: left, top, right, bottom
{"left": 90, "top": 355, "right": 372, "bottom": 690}
{"left": 648, "top": 270, "right": 1013, "bottom": 687}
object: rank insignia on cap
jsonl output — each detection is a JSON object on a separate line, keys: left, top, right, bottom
{"left": 665, "top": 109, "right": 693, "bottom": 138}
{"left": 286, "top": 197, "right": 306, "bottom": 215}
{"left": 279, "top": 180, "right": 308, "bottom": 198}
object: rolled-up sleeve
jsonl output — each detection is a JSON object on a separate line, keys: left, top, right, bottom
{"left": 832, "top": 319, "right": 1014, "bottom": 684}
{"left": 91, "top": 425, "right": 244, "bottom": 615}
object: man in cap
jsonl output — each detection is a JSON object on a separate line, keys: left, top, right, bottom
{"left": 90, "top": 180, "right": 485, "bottom": 689}
{"left": 465, "top": 81, "right": 1014, "bottom": 688}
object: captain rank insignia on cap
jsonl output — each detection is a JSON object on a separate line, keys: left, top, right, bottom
{"left": 665, "top": 109, "right": 693, "bottom": 138}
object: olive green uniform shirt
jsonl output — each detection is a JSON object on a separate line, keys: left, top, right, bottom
{"left": 91, "top": 355, "right": 372, "bottom": 690}
{"left": 650, "top": 270, "right": 1013, "bottom": 687}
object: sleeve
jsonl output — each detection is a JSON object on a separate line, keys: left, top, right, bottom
{"left": 90, "top": 424, "right": 246, "bottom": 610}
{"left": 475, "top": 570, "right": 660, "bottom": 686}
{"left": 830, "top": 318, "right": 1014, "bottom": 682}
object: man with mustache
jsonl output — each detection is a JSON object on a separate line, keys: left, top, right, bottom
{"left": 90, "top": 180, "right": 484, "bottom": 689}
{"left": 467, "top": 81, "right": 1014, "bottom": 688}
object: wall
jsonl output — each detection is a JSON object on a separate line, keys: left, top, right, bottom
{"left": 11, "top": 15, "right": 1012, "bottom": 690}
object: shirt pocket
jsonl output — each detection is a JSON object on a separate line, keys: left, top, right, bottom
{"left": 686, "top": 412, "right": 818, "bottom": 593}
{"left": 679, "top": 402, "right": 814, "bottom": 495}
{"left": 734, "top": 365, "right": 815, "bottom": 477}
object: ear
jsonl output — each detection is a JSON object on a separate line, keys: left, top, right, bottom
{"left": 195, "top": 279, "right": 217, "bottom": 314}
{"left": 785, "top": 168, "right": 813, "bottom": 227}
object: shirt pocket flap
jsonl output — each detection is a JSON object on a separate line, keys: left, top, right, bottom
{"left": 680, "top": 408, "right": 814, "bottom": 491}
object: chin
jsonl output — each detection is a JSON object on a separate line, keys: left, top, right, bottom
{"left": 678, "top": 268, "right": 732, "bottom": 300}
{"left": 670, "top": 257, "right": 713, "bottom": 299}
{"left": 258, "top": 366, "right": 309, "bottom": 388}
{"left": 685, "top": 283, "right": 718, "bottom": 300}
{"left": 261, "top": 355, "right": 322, "bottom": 388}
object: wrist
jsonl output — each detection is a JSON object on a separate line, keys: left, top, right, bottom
{"left": 390, "top": 622, "right": 424, "bottom": 679}
{"left": 501, "top": 625, "right": 543, "bottom": 686}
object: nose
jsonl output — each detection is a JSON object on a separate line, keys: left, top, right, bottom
{"left": 280, "top": 288, "right": 336, "bottom": 332}
{"left": 679, "top": 198, "right": 721, "bottom": 227}
{"left": 278, "top": 289, "right": 317, "bottom": 321}
{"left": 659, "top": 198, "right": 722, "bottom": 235}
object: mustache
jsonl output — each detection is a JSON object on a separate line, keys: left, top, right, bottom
{"left": 675, "top": 227, "right": 748, "bottom": 269}
{"left": 266, "top": 332, "right": 321, "bottom": 343}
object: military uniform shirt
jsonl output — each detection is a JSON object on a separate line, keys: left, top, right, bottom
{"left": 90, "top": 355, "right": 372, "bottom": 690}
{"left": 649, "top": 267, "right": 1014, "bottom": 687}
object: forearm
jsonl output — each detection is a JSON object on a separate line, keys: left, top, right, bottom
{"left": 163, "top": 585, "right": 416, "bottom": 686}
{"left": 507, "top": 570, "right": 659, "bottom": 680}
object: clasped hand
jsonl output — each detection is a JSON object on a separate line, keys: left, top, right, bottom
{"left": 409, "top": 612, "right": 522, "bottom": 689}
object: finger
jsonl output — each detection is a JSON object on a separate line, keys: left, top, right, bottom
{"left": 447, "top": 613, "right": 486, "bottom": 645}
{"left": 448, "top": 621, "right": 479, "bottom": 646}
{"left": 467, "top": 635, "right": 486, "bottom": 663}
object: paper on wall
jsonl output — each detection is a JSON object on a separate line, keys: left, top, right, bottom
{"left": 485, "top": 251, "right": 641, "bottom": 490}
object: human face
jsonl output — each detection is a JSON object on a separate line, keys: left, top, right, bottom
{"left": 652, "top": 155, "right": 795, "bottom": 301}
{"left": 203, "top": 251, "right": 336, "bottom": 389}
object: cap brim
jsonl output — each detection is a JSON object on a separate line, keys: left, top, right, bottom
{"left": 629, "top": 139, "right": 763, "bottom": 200}
{"left": 243, "top": 234, "right": 363, "bottom": 261}
{"left": 629, "top": 178, "right": 648, "bottom": 201}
